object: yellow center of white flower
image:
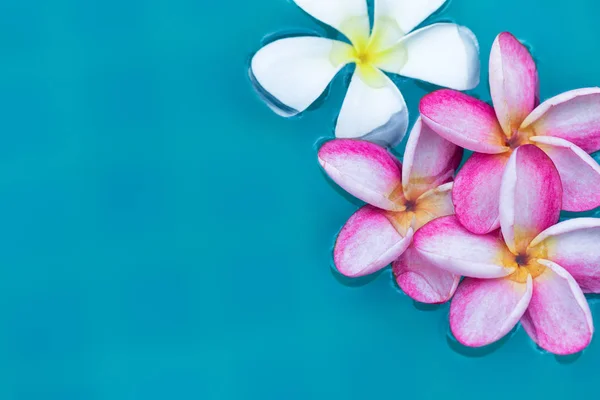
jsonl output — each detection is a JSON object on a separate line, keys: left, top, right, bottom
{"left": 330, "top": 16, "right": 409, "bottom": 88}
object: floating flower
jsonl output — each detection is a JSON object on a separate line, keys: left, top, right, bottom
{"left": 251, "top": 0, "right": 480, "bottom": 147}
{"left": 318, "top": 119, "right": 464, "bottom": 303}
{"left": 420, "top": 32, "right": 600, "bottom": 234}
{"left": 413, "top": 144, "right": 599, "bottom": 354}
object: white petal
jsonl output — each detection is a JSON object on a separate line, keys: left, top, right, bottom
{"left": 335, "top": 67, "right": 408, "bottom": 147}
{"left": 376, "top": 23, "right": 480, "bottom": 91}
{"left": 293, "top": 0, "right": 369, "bottom": 45}
{"left": 375, "top": 0, "right": 447, "bottom": 35}
{"left": 250, "top": 37, "right": 352, "bottom": 116}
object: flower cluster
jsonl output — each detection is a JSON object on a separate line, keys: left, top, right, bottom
{"left": 251, "top": 1, "right": 600, "bottom": 355}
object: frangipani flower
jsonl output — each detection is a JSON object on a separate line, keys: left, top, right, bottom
{"left": 413, "top": 144, "right": 599, "bottom": 355}
{"left": 420, "top": 32, "right": 600, "bottom": 234}
{"left": 318, "top": 119, "right": 464, "bottom": 303}
{"left": 251, "top": 0, "right": 480, "bottom": 147}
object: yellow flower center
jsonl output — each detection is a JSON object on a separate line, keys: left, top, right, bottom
{"left": 383, "top": 185, "right": 453, "bottom": 237}
{"left": 505, "top": 128, "right": 535, "bottom": 150}
{"left": 355, "top": 49, "right": 372, "bottom": 66}
{"left": 330, "top": 17, "right": 409, "bottom": 88}
{"left": 504, "top": 243, "right": 549, "bottom": 283}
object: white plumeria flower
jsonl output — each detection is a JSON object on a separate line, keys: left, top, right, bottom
{"left": 250, "top": 0, "right": 481, "bottom": 147}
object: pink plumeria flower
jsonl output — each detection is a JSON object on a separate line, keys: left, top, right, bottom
{"left": 251, "top": 0, "right": 480, "bottom": 147}
{"left": 318, "top": 119, "right": 464, "bottom": 303}
{"left": 419, "top": 32, "right": 600, "bottom": 234}
{"left": 413, "top": 144, "right": 600, "bottom": 355}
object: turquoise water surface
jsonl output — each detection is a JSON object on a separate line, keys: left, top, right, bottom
{"left": 2, "top": 0, "right": 600, "bottom": 398}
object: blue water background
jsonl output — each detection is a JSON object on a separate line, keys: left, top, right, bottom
{"left": 1, "top": 0, "right": 600, "bottom": 398}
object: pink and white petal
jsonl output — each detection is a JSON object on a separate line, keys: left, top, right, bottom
{"left": 393, "top": 246, "right": 460, "bottom": 304}
{"left": 374, "top": 0, "right": 447, "bottom": 38}
{"left": 450, "top": 276, "right": 532, "bottom": 347}
{"left": 335, "top": 68, "right": 408, "bottom": 147}
{"left": 376, "top": 24, "right": 480, "bottom": 91}
{"left": 251, "top": 37, "right": 352, "bottom": 116}
{"left": 420, "top": 90, "right": 508, "bottom": 153}
{"left": 334, "top": 205, "right": 413, "bottom": 277}
{"left": 402, "top": 118, "right": 463, "bottom": 200}
{"left": 318, "top": 139, "right": 404, "bottom": 211}
{"left": 529, "top": 219, "right": 600, "bottom": 293}
{"left": 489, "top": 32, "right": 539, "bottom": 136}
{"left": 520, "top": 88, "right": 600, "bottom": 153}
{"left": 531, "top": 136, "right": 600, "bottom": 212}
{"left": 453, "top": 152, "right": 510, "bottom": 234}
{"left": 293, "top": 0, "right": 370, "bottom": 45}
{"left": 521, "top": 260, "right": 594, "bottom": 355}
{"left": 499, "top": 145, "right": 562, "bottom": 255}
{"left": 412, "top": 216, "right": 515, "bottom": 279}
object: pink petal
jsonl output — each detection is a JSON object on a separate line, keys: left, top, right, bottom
{"left": 489, "top": 32, "right": 539, "bottom": 136}
{"left": 402, "top": 118, "right": 463, "bottom": 200}
{"left": 453, "top": 152, "right": 510, "bottom": 234}
{"left": 450, "top": 276, "right": 532, "bottom": 347}
{"left": 334, "top": 205, "right": 413, "bottom": 277}
{"left": 521, "top": 260, "right": 594, "bottom": 355}
{"left": 520, "top": 88, "right": 600, "bottom": 153}
{"left": 531, "top": 136, "right": 600, "bottom": 212}
{"left": 529, "top": 219, "right": 600, "bottom": 293}
{"left": 420, "top": 89, "right": 509, "bottom": 154}
{"left": 318, "top": 139, "right": 403, "bottom": 211}
{"left": 499, "top": 145, "right": 562, "bottom": 255}
{"left": 393, "top": 246, "right": 460, "bottom": 304}
{"left": 412, "top": 216, "right": 515, "bottom": 279}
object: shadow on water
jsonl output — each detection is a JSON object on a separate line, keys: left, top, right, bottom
{"left": 259, "top": 29, "right": 321, "bottom": 47}
{"left": 330, "top": 265, "right": 383, "bottom": 288}
{"left": 312, "top": 135, "right": 331, "bottom": 151}
{"left": 585, "top": 293, "right": 600, "bottom": 304}
{"left": 429, "top": 0, "right": 453, "bottom": 21}
{"left": 411, "top": 79, "right": 441, "bottom": 94}
{"left": 554, "top": 352, "right": 582, "bottom": 364}
{"left": 388, "top": 278, "right": 446, "bottom": 312}
{"left": 446, "top": 326, "right": 517, "bottom": 357}
{"left": 448, "top": 325, "right": 586, "bottom": 361}
{"left": 412, "top": 78, "right": 484, "bottom": 102}
{"left": 528, "top": 340, "right": 585, "bottom": 363}
{"left": 412, "top": 301, "right": 442, "bottom": 312}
